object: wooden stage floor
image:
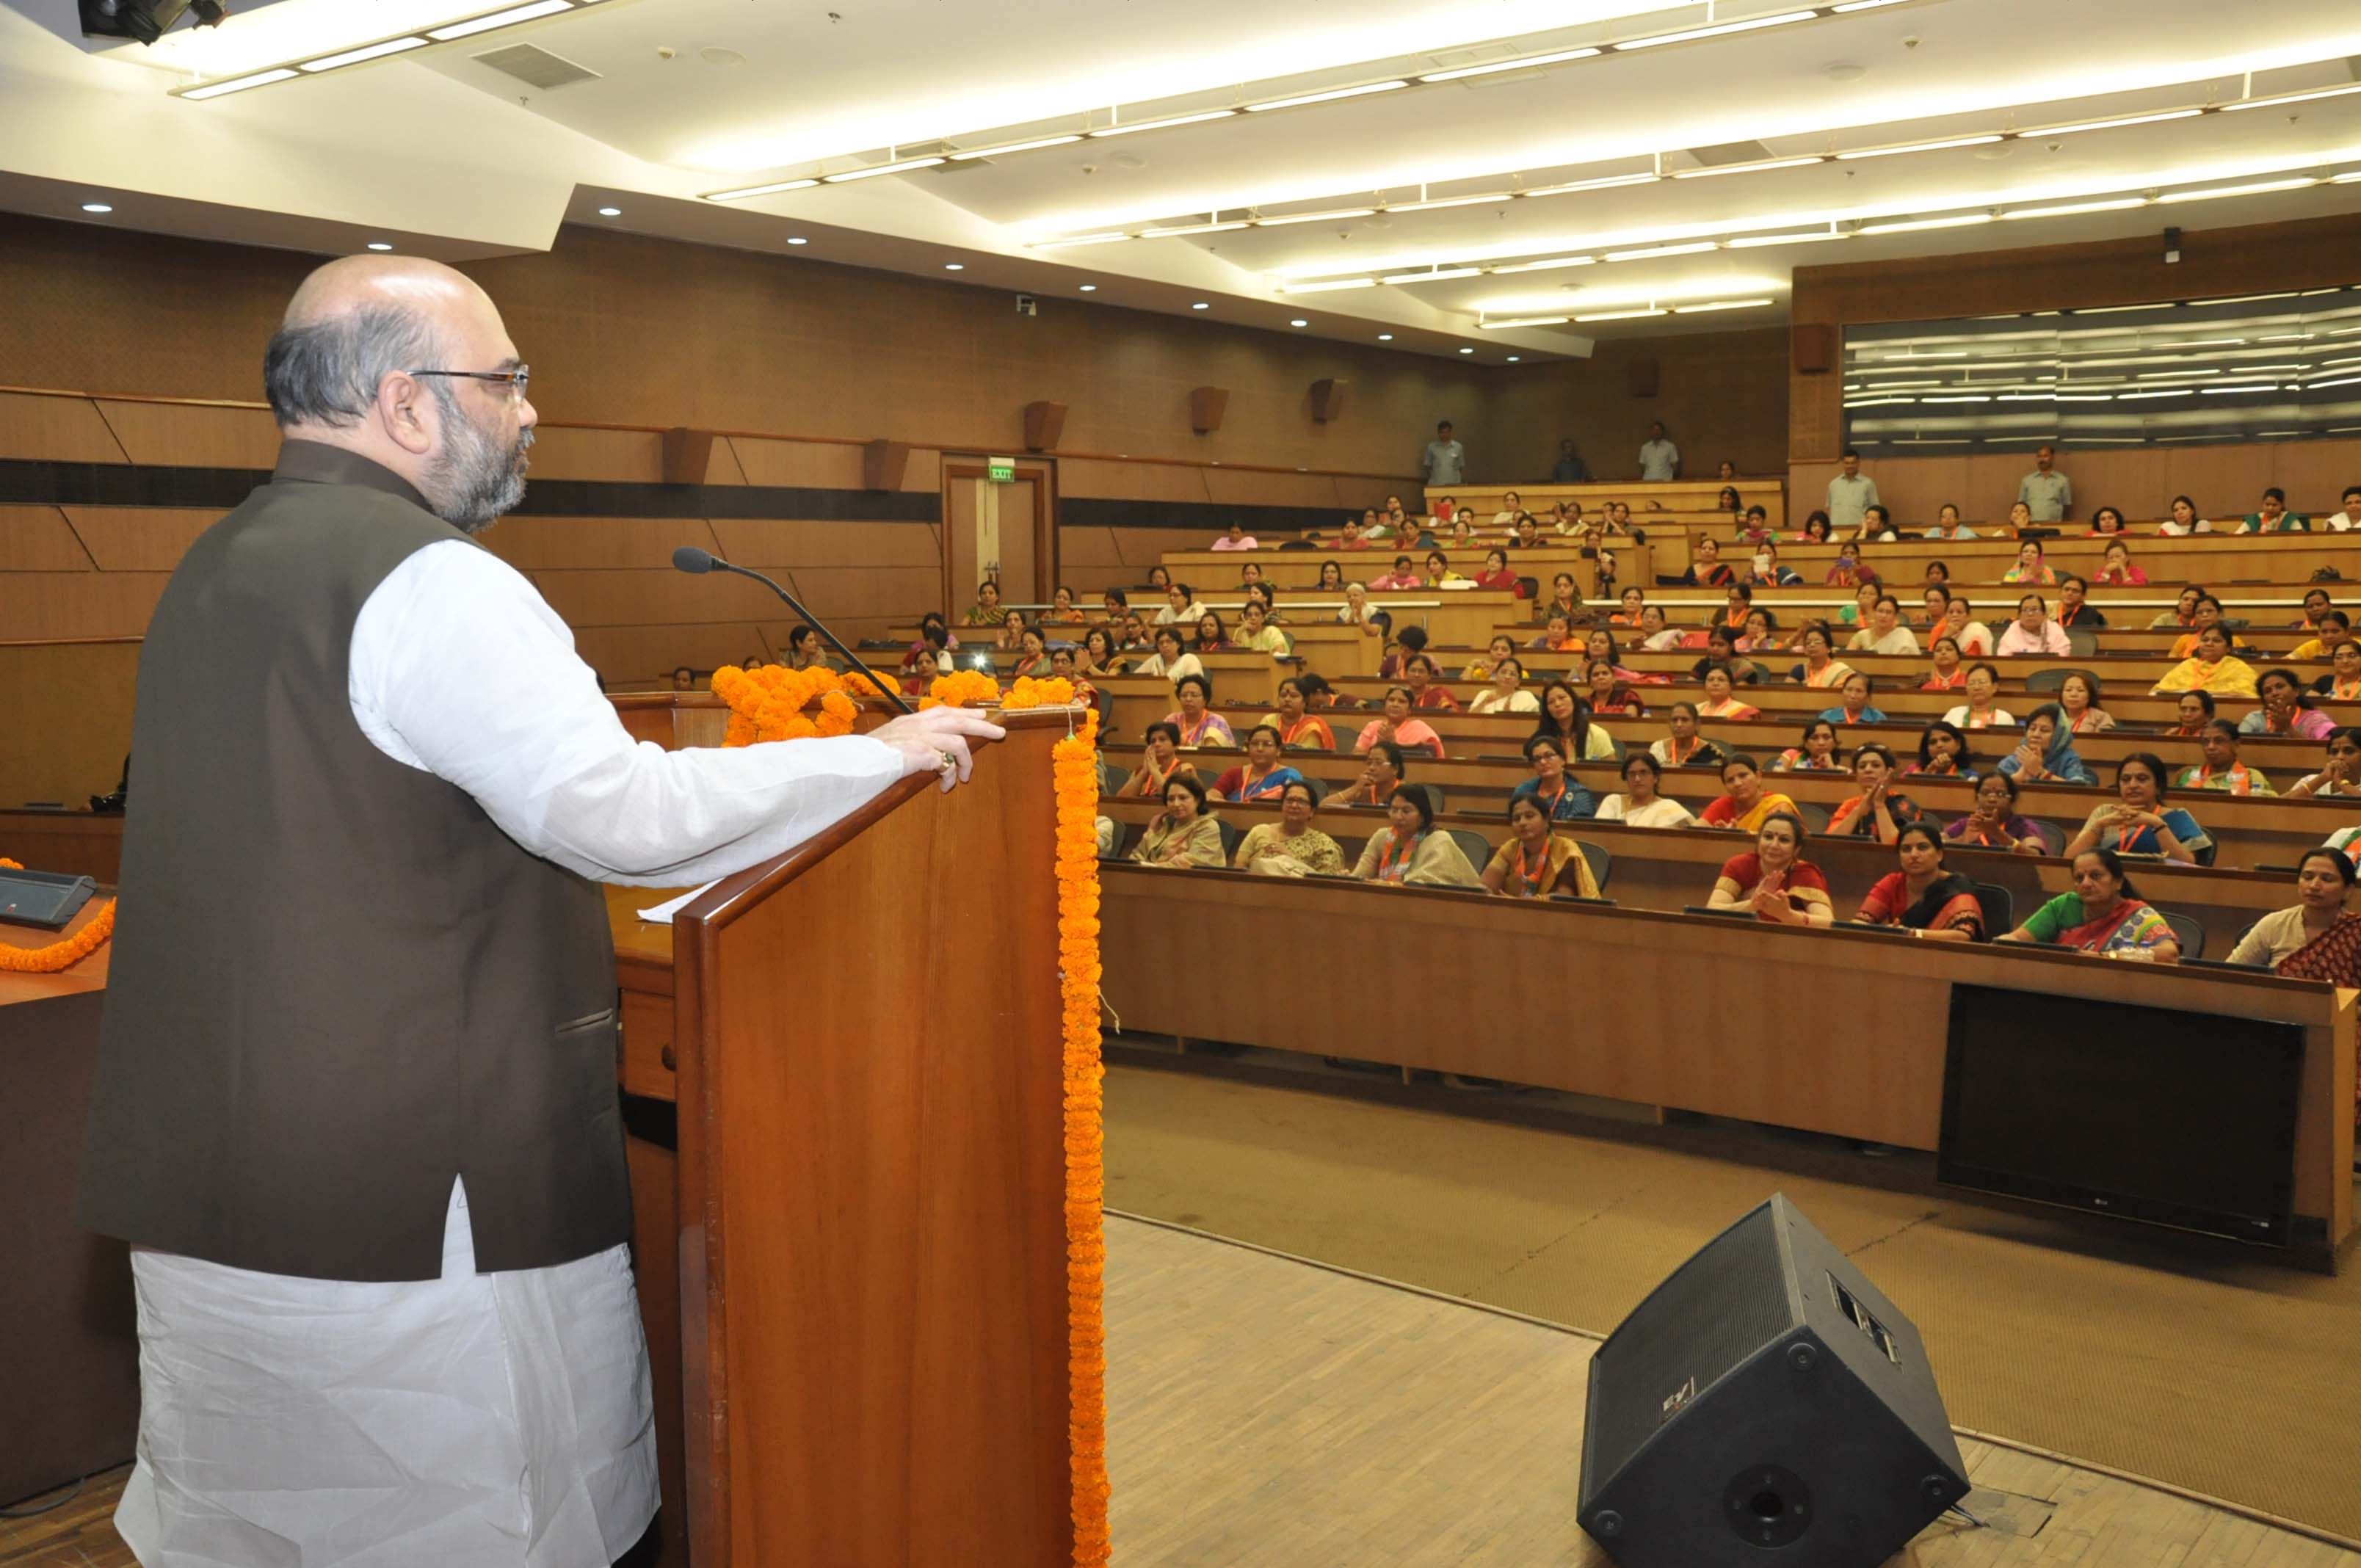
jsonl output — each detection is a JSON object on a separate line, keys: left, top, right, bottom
{"left": 7, "top": 1214, "right": 2355, "bottom": 1567}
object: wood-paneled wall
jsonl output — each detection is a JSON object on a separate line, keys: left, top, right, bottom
{"left": 1486, "top": 327, "right": 1792, "bottom": 486}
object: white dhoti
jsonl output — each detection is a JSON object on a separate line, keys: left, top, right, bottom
{"left": 116, "top": 1180, "right": 658, "bottom": 1567}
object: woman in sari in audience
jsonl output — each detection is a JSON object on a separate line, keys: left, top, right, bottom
{"left": 2150, "top": 623, "right": 2259, "bottom": 700}
{"left": 1791, "top": 623, "right": 1857, "bottom": 692}
{"left": 1232, "top": 780, "right": 1347, "bottom": 877}
{"left": 1827, "top": 743, "right": 1922, "bottom": 844}
{"left": 1584, "top": 628, "right": 1641, "bottom": 685}
{"left": 1403, "top": 653, "right": 1459, "bottom": 711}
{"left": 1597, "top": 750, "right": 1696, "bottom": 827}
{"left": 2227, "top": 852, "right": 2361, "bottom": 987}
{"left": 1164, "top": 673, "right": 1236, "bottom": 749}
{"left": 1047, "top": 585, "right": 1087, "bottom": 624}
{"left": 1530, "top": 680, "right": 1618, "bottom": 762}
{"left": 1637, "top": 605, "right": 1684, "bottom": 652}
{"left": 1585, "top": 658, "right": 1648, "bottom": 719}
{"left": 2165, "top": 596, "right": 2252, "bottom": 661}
{"left": 2001, "top": 540, "right": 2057, "bottom": 586}
{"left": 2056, "top": 671, "right": 2112, "bottom": 733}
{"left": 1509, "top": 735, "right": 1597, "bottom": 822}
{"left": 1135, "top": 628, "right": 1204, "bottom": 685}
{"left": 1945, "top": 771, "right": 2045, "bottom": 855}
{"left": 1355, "top": 685, "right": 1445, "bottom": 759}
{"left": 1854, "top": 821, "right": 1985, "bottom": 940}
{"left": 1708, "top": 811, "right": 1832, "bottom": 926}
{"left": 1685, "top": 536, "right": 1736, "bottom": 587}
{"left": 1698, "top": 754, "right": 1799, "bottom": 832}
{"left": 995, "top": 608, "right": 1029, "bottom": 650}
{"left": 1609, "top": 587, "right": 1648, "bottom": 626}
{"left": 1129, "top": 774, "right": 1225, "bottom": 868}
{"left": 1471, "top": 548, "right": 1521, "bottom": 593}
{"left": 2241, "top": 668, "right": 2335, "bottom": 739}
{"left": 1800, "top": 512, "right": 1833, "bottom": 543}
{"left": 2159, "top": 495, "right": 2213, "bottom": 536}
{"left": 1337, "top": 581, "right": 1383, "bottom": 638}
{"left": 1941, "top": 663, "right": 2014, "bottom": 730}
{"left": 1192, "top": 611, "right": 1229, "bottom": 655}
{"left": 1469, "top": 656, "right": 1539, "bottom": 715}
{"left": 1998, "top": 849, "right": 2179, "bottom": 961}
{"left": 964, "top": 579, "right": 1004, "bottom": 626}
{"left": 1316, "top": 559, "right": 1346, "bottom": 592}
{"left": 1113, "top": 721, "right": 1199, "bottom": 800}
{"left": 2314, "top": 640, "right": 2361, "bottom": 701}
{"left": 2286, "top": 727, "right": 2361, "bottom": 800}
{"left": 1328, "top": 738, "right": 1407, "bottom": 808}
{"left": 1737, "top": 608, "right": 1785, "bottom": 655}
{"left": 1997, "top": 703, "right": 2096, "bottom": 786}
{"left": 1716, "top": 584, "right": 1756, "bottom": 634}
{"left": 1940, "top": 597, "right": 1994, "bottom": 658}
{"left": 1689, "top": 627, "right": 1766, "bottom": 687}
{"left": 1905, "top": 720, "right": 1975, "bottom": 781}
{"left": 1545, "top": 573, "right": 1584, "bottom": 625}
{"left": 1262, "top": 675, "right": 1338, "bottom": 752}
{"left": 1009, "top": 623, "right": 1053, "bottom": 680}
{"left": 1353, "top": 784, "right": 1481, "bottom": 887}
{"left": 2164, "top": 689, "right": 2215, "bottom": 737}
{"left": 1651, "top": 702, "right": 1726, "bottom": 772}
{"left": 1772, "top": 719, "right": 1843, "bottom": 774}
{"left": 2093, "top": 539, "right": 2149, "bottom": 586}
{"left": 2175, "top": 720, "right": 2276, "bottom": 796}
{"left": 1462, "top": 634, "right": 1517, "bottom": 682}
{"left": 1818, "top": 672, "right": 1885, "bottom": 727}
{"left": 1210, "top": 725, "right": 1305, "bottom": 804}
{"left": 2064, "top": 753, "right": 2206, "bottom": 864}
{"left": 1047, "top": 647, "right": 1098, "bottom": 711}
{"left": 1919, "top": 636, "right": 1967, "bottom": 692}
{"left": 1483, "top": 795, "right": 1605, "bottom": 900}
{"left": 1078, "top": 626, "right": 1127, "bottom": 679}
{"left": 1696, "top": 664, "right": 1762, "bottom": 721}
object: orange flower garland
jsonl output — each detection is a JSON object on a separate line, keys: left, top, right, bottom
{"left": 1051, "top": 707, "right": 1110, "bottom": 1566}
{"left": 922, "top": 669, "right": 1003, "bottom": 710}
{"left": 1007, "top": 675, "right": 1077, "bottom": 711}
{"left": 0, "top": 857, "right": 116, "bottom": 974}
{"left": 711, "top": 663, "right": 868, "bottom": 747}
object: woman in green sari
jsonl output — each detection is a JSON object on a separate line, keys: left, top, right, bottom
{"left": 1997, "top": 849, "right": 2180, "bottom": 961}
{"left": 1130, "top": 773, "right": 1224, "bottom": 868}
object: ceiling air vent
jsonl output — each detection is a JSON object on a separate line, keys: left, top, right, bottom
{"left": 1683, "top": 140, "right": 1775, "bottom": 169}
{"left": 472, "top": 43, "right": 601, "bottom": 90}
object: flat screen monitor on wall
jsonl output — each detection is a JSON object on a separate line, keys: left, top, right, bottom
{"left": 1937, "top": 984, "right": 2304, "bottom": 1247}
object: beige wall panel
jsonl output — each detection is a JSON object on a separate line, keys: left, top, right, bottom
{"left": 526, "top": 426, "right": 666, "bottom": 483}
{"left": 64, "top": 507, "right": 231, "bottom": 571}
{"left": 901, "top": 448, "right": 943, "bottom": 492}
{"left": 777, "top": 565, "right": 941, "bottom": 622}
{"left": 710, "top": 519, "right": 943, "bottom": 570}
{"left": 727, "top": 438, "right": 866, "bottom": 490}
{"left": 0, "top": 506, "right": 93, "bottom": 570}
{"left": 1056, "top": 458, "right": 1208, "bottom": 504}
{"left": 0, "top": 639, "right": 140, "bottom": 807}
{"left": 1490, "top": 329, "right": 1792, "bottom": 487}
{"left": 531, "top": 567, "right": 784, "bottom": 627}
{"left": 482, "top": 515, "right": 719, "bottom": 571}
{"left": 2265, "top": 440, "right": 2361, "bottom": 512}
{"left": 0, "top": 393, "right": 126, "bottom": 462}
{"left": 0, "top": 572, "right": 167, "bottom": 640}
{"left": 1199, "top": 468, "right": 1338, "bottom": 509}
{"left": 93, "top": 401, "right": 278, "bottom": 469}
{"left": 573, "top": 623, "right": 775, "bottom": 685}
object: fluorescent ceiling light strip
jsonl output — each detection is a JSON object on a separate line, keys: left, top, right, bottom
{"left": 182, "top": 68, "right": 298, "bottom": 98}
{"left": 2158, "top": 178, "right": 2320, "bottom": 203}
{"left": 2334, "top": 173, "right": 2361, "bottom": 185}
{"left": 1575, "top": 308, "right": 1668, "bottom": 321}
{"left": 1029, "top": 231, "right": 1131, "bottom": 247}
{"left": 2031, "top": 108, "right": 2203, "bottom": 137}
{"left": 1088, "top": 110, "right": 1238, "bottom": 137}
{"left": 947, "top": 135, "right": 1082, "bottom": 160}
{"left": 1141, "top": 220, "right": 1250, "bottom": 236}
{"left": 1727, "top": 231, "right": 1849, "bottom": 247}
{"left": 1388, "top": 194, "right": 1512, "bottom": 212}
{"left": 1674, "top": 299, "right": 1775, "bottom": 313}
{"left": 1380, "top": 268, "right": 1481, "bottom": 284}
{"left": 425, "top": 0, "right": 573, "bottom": 42}
{"left": 2222, "top": 83, "right": 2361, "bottom": 112}
{"left": 1479, "top": 316, "right": 1570, "bottom": 328}
{"left": 2201, "top": 384, "right": 2285, "bottom": 393}
{"left": 706, "top": 178, "right": 819, "bottom": 200}
{"left": 1837, "top": 135, "right": 2003, "bottom": 161}
{"left": 1255, "top": 207, "right": 1378, "bottom": 226}
{"left": 1278, "top": 277, "right": 1379, "bottom": 294}
{"left": 1832, "top": 0, "right": 1907, "bottom": 9}
{"left": 1525, "top": 173, "right": 1658, "bottom": 197}
{"left": 2310, "top": 376, "right": 2361, "bottom": 391}
{"left": 822, "top": 156, "right": 946, "bottom": 182}
{"left": 1603, "top": 241, "right": 1718, "bottom": 261}
{"left": 1488, "top": 255, "right": 1597, "bottom": 273}
{"left": 1671, "top": 156, "right": 1825, "bottom": 180}
{"left": 1419, "top": 47, "right": 1600, "bottom": 82}
{"left": 1923, "top": 394, "right": 1992, "bottom": 402}
{"left": 1858, "top": 214, "right": 1992, "bottom": 234}
{"left": 1616, "top": 10, "right": 1815, "bottom": 49}
{"left": 2119, "top": 388, "right": 2194, "bottom": 399}
{"left": 300, "top": 36, "right": 429, "bottom": 71}
{"left": 1244, "top": 81, "right": 1407, "bottom": 112}
{"left": 1999, "top": 197, "right": 2149, "bottom": 219}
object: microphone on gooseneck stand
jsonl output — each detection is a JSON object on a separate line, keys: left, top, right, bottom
{"left": 670, "top": 546, "right": 916, "bottom": 715}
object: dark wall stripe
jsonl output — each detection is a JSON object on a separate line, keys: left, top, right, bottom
{"left": 0, "top": 459, "right": 940, "bottom": 523}
{"left": 1061, "top": 497, "right": 1354, "bottom": 533}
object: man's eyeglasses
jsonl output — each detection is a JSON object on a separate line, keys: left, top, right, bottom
{"left": 410, "top": 367, "right": 531, "bottom": 401}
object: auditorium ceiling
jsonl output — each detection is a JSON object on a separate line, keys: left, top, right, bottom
{"left": 3, "top": 0, "right": 2360, "bottom": 360}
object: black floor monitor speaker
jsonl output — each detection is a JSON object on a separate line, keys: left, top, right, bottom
{"left": 1578, "top": 1194, "right": 1969, "bottom": 1568}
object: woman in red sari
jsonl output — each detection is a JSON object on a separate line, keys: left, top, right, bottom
{"left": 2228, "top": 851, "right": 2361, "bottom": 979}
{"left": 1853, "top": 821, "right": 1984, "bottom": 940}
{"left": 1707, "top": 811, "right": 1832, "bottom": 926}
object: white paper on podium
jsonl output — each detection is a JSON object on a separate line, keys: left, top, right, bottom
{"left": 636, "top": 879, "right": 722, "bottom": 924}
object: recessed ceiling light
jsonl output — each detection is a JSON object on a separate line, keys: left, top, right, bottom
{"left": 366, "top": 242, "right": 394, "bottom": 251}
{"left": 596, "top": 206, "right": 622, "bottom": 217}
{"left": 1191, "top": 302, "right": 1210, "bottom": 310}
{"left": 786, "top": 236, "right": 808, "bottom": 244}
{"left": 1079, "top": 283, "right": 1098, "bottom": 291}
{"left": 1506, "top": 355, "right": 1521, "bottom": 362}
{"left": 1377, "top": 333, "right": 1393, "bottom": 341}
{"left": 80, "top": 202, "right": 112, "bottom": 214}
{"left": 944, "top": 262, "right": 964, "bottom": 270}
{"left": 1459, "top": 346, "right": 1475, "bottom": 353}
{"left": 1289, "top": 318, "right": 1308, "bottom": 327}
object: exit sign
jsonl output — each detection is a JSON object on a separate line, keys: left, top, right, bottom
{"left": 987, "top": 457, "right": 1016, "bottom": 483}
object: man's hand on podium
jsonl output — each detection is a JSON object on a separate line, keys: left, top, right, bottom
{"left": 873, "top": 707, "right": 1010, "bottom": 792}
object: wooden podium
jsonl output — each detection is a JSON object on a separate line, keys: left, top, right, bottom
{"left": 608, "top": 697, "right": 1084, "bottom": 1567}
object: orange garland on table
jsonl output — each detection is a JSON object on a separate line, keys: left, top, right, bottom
{"left": 710, "top": 664, "right": 881, "bottom": 747}
{"left": 1051, "top": 704, "right": 1110, "bottom": 1565}
{"left": 922, "top": 669, "right": 1004, "bottom": 710}
{"left": 0, "top": 858, "right": 116, "bottom": 974}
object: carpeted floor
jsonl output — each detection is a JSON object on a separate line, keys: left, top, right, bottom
{"left": 1102, "top": 1057, "right": 2361, "bottom": 1545}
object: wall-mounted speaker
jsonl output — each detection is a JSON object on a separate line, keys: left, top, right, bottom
{"left": 1308, "top": 378, "right": 1349, "bottom": 424}
{"left": 1793, "top": 324, "right": 1838, "bottom": 375}
{"left": 1627, "top": 359, "right": 1660, "bottom": 399}
{"left": 661, "top": 427, "right": 714, "bottom": 485}
{"left": 1579, "top": 1194, "right": 1968, "bottom": 1568}
{"left": 861, "top": 438, "right": 910, "bottom": 492}
{"left": 1022, "top": 400, "right": 1067, "bottom": 452}
{"left": 1190, "top": 386, "right": 1230, "bottom": 435}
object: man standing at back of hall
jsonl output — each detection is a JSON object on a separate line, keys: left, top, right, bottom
{"left": 1421, "top": 418, "right": 1465, "bottom": 488}
{"left": 1639, "top": 420, "right": 1679, "bottom": 482}
{"left": 1826, "top": 448, "right": 1879, "bottom": 538}
{"left": 77, "top": 254, "right": 1003, "bottom": 1567}
{"left": 2017, "top": 443, "right": 2072, "bottom": 523}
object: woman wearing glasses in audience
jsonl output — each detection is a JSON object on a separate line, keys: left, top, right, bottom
{"left": 1531, "top": 680, "right": 1618, "bottom": 762}
{"left": 1164, "top": 673, "right": 1236, "bottom": 749}
{"left": 1510, "top": 735, "right": 1597, "bottom": 823}
{"left": 1708, "top": 811, "right": 1832, "bottom": 926}
{"left": 2242, "top": 668, "right": 2335, "bottom": 740}
{"left": 1336, "top": 582, "right": 1383, "bottom": 639}
{"left": 1919, "top": 636, "right": 1968, "bottom": 693}
{"left": 1854, "top": 821, "right": 1986, "bottom": 941}
{"left": 1261, "top": 675, "right": 1338, "bottom": 752}
{"left": 1468, "top": 656, "right": 1539, "bottom": 715}
{"left": 1113, "top": 721, "right": 1199, "bottom": 801}
{"left": 1945, "top": 771, "right": 2045, "bottom": 855}
{"left": 1597, "top": 750, "right": 1695, "bottom": 828}
{"left": 1009, "top": 623, "right": 1053, "bottom": 680}
{"left": 2057, "top": 671, "right": 2113, "bottom": 733}
{"left": 1129, "top": 774, "right": 1225, "bottom": 869}
{"left": 2314, "top": 640, "right": 2361, "bottom": 702}
{"left": 1941, "top": 663, "right": 2014, "bottom": 730}
{"left": 1354, "top": 784, "right": 1481, "bottom": 888}
{"left": 1651, "top": 703, "right": 1726, "bottom": 772}
{"left": 1232, "top": 779, "right": 1347, "bottom": 878}
{"left": 1697, "top": 664, "right": 1763, "bottom": 721}
{"left": 1135, "top": 628, "right": 1203, "bottom": 685}
{"left": 2226, "top": 850, "right": 2361, "bottom": 984}
{"left": 2175, "top": 720, "right": 2276, "bottom": 796}
{"left": 1329, "top": 738, "right": 1407, "bottom": 809}
{"left": 1773, "top": 719, "right": 1844, "bottom": 774}
{"left": 1698, "top": 753, "right": 1798, "bottom": 833}
{"left": 1483, "top": 794, "right": 1606, "bottom": 900}
{"left": 2064, "top": 753, "right": 2205, "bottom": 864}
{"left": 2151, "top": 623, "right": 2259, "bottom": 700}
{"left": 1791, "top": 623, "right": 1857, "bottom": 692}
{"left": 1998, "top": 849, "right": 2179, "bottom": 961}
{"left": 1997, "top": 703, "right": 2096, "bottom": 786}
{"left": 1355, "top": 685, "right": 1446, "bottom": 759}
{"left": 1827, "top": 743, "right": 1923, "bottom": 843}
{"left": 1905, "top": 720, "right": 1975, "bottom": 781}
{"left": 1210, "top": 725, "right": 1305, "bottom": 805}
{"left": 1818, "top": 672, "right": 1885, "bottom": 727}
{"left": 2286, "top": 727, "right": 2361, "bottom": 799}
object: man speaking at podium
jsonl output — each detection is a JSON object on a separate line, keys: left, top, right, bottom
{"left": 77, "top": 255, "right": 1002, "bottom": 1567}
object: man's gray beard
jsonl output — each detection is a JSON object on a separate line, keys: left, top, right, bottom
{"left": 421, "top": 382, "right": 532, "bottom": 534}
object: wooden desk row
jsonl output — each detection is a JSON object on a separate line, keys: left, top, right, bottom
{"left": 1098, "top": 863, "right": 2356, "bottom": 1266}
{"left": 1537, "top": 619, "right": 2330, "bottom": 656}
{"left": 1149, "top": 552, "right": 1637, "bottom": 600}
